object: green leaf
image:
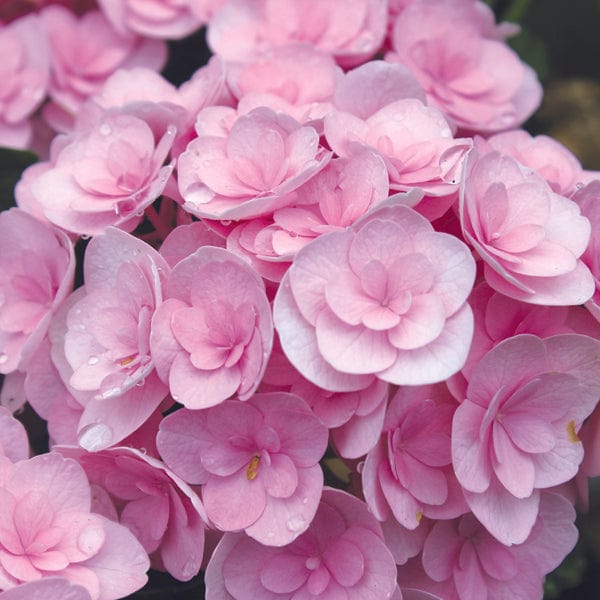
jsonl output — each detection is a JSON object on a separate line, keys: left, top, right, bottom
{"left": 0, "top": 147, "right": 38, "bottom": 213}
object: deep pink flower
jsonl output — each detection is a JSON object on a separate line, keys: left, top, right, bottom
{"left": 387, "top": 0, "right": 542, "bottom": 132}
{"left": 274, "top": 202, "right": 476, "bottom": 391}
{"left": 363, "top": 384, "right": 468, "bottom": 529}
{"left": 30, "top": 111, "right": 176, "bottom": 237}
{"left": 208, "top": 0, "right": 388, "bottom": 67}
{"left": 56, "top": 446, "right": 207, "bottom": 582}
{"left": 150, "top": 246, "right": 273, "bottom": 409}
{"left": 157, "top": 393, "right": 328, "bottom": 546}
{"left": 0, "top": 208, "right": 75, "bottom": 375}
{"left": 452, "top": 334, "right": 600, "bottom": 544}
{"left": 460, "top": 144, "right": 594, "bottom": 305}
{"left": 0, "top": 452, "right": 149, "bottom": 599}
{"left": 178, "top": 106, "right": 331, "bottom": 220}
{"left": 204, "top": 488, "right": 399, "bottom": 599}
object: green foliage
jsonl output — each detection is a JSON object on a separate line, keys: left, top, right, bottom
{"left": 0, "top": 148, "right": 38, "bottom": 213}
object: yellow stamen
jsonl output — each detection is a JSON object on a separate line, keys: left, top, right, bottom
{"left": 566, "top": 420, "right": 580, "bottom": 443}
{"left": 416, "top": 511, "right": 423, "bottom": 523}
{"left": 119, "top": 356, "right": 135, "bottom": 367}
{"left": 246, "top": 455, "right": 260, "bottom": 480}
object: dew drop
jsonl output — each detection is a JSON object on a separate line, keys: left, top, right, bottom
{"left": 78, "top": 422, "right": 114, "bottom": 452}
{"left": 221, "top": 220, "right": 232, "bottom": 226}
{"left": 202, "top": 160, "right": 212, "bottom": 168}
{"left": 286, "top": 516, "right": 306, "bottom": 532}
{"left": 135, "top": 378, "right": 146, "bottom": 387}
{"left": 99, "top": 123, "right": 112, "bottom": 136}
{"left": 575, "top": 182, "right": 584, "bottom": 190}
{"left": 81, "top": 234, "right": 90, "bottom": 240}
{"left": 0, "top": 353, "right": 8, "bottom": 365}
{"left": 87, "top": 356, "right": 99, "bottom": 366}
{"left": 356, "top": 460, "right": 365, "bottom": 474}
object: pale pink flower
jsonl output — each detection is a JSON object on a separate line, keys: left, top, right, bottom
{"left": 60, "top": 228, "right": 170, "bottom": 450}
{"left": 56, "top": 445, "right": 207, "bottom": 582}
{"left": 30, "top": 111, "right": 176, "bottom": 237}
{"left": 485, "top": 129, "right": 585, "bottom": 196}
{"left": 178, "top": 106, "right": 331, "bottom": 220}
{"left": 0, "top": 208, "right": 75, "bottom": 375}
{"left": 459, "top": 144, "right": 594, "bottom": 305}
{"left": 157, "top": 393, "right": 328, "bottom": 546}
{"left": 362, "top": 384, "right": 468, "bottom": 529}
{"left": 208, "top": 0, "right": 388, "bottom": 67}
{"left": 150, "top": 246, "right": 273, "bottom": 409}
{"left": 452, "top": 334, "right": 600, "bottom": 544}
{"left": 0, "top": 452, "right": 149, "bottom": 599}
{"left": 204, "top": 488, "right": 398, "bottom": 599}
{"left": 39, "top": 6, "right": 166, "bottom": 131}
{"left": 97, "top": 0, "right": 210, "bottom": 39}
{"left": 402, "top": 493, "right": 577, "bottom": 600}
{"left": 387, "top": 0, "right": 542, "bottom": 132}
{"left": 0, "top": 13, "right": 49, "bottom": 148}
{"left": 226, "top": 150, "right": 390, "bottom": 282}
{"left": 159, "top": 221, "right": 225, "bottom": 269}
{"left": 0, "top": 407, "right": 28, "bottom": 463}
{"left": 274, "top": 202, "right": 476, "bottom": 391}
{"left": 0, "top": 577, "right": 92, "bottom": 600}
{"left": 571, "top": 180, "right": 600, "bottom": 322}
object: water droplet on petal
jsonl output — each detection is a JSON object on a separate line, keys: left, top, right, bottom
{"left": 99, "top": 123, "right": 112, "bottom": 136}
{"left": 286, "top": 516, "right": 306, "bottom": 532}
{"left": 0, "top": 353, "right": 8, "bottom": 365}
{"left": 576, "top": 182, "right": 584, "bottom": 190}
{"left": 78, "top": 422, "right": 114, "bottom": 452}
{"left": 87, "top": 356, "right": 99, "bottom": 366}
{"left": 301, "top": 497, "right": 308, "bottom": 505}
{"left": 221, "top": 220, "right": 232, "bottom": 226}
{"left": 135, "top": 378, "right": 145, "bottom": 387}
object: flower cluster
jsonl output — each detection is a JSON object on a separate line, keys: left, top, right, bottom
{"left": 1, "top": 1, "right": 600, "bottom": 599}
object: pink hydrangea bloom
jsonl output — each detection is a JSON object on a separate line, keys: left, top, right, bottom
{"left": 30, "top": 111, "right": 176, "bottom": 237}
{"left": 159, "top": 221, "right": 225, "bottom": 269}
{"left": 0, "top": 452, "right": 149, "bottom": 599}
{"left": 204, "top": 488, "right": 399, "bottom": 599}
{"left": 363, "top": 383, "right": 468, "bottom": 530}
{"left": 387, "top": 0, "right": 542, "bottom": 132}
{"left": 157, "top": 393, "right": 328, "bottom": 546}
{"left": 208, "top": 0, "right": 388, "bottom": 67}
{"left": 178, "top": 106, "right": 331, "bottom": 220}
{"left": 0, "top": 407, "right": 29, "bottom": 463}
{"left": 226, "top": 149, "right": 390, "bottom": 282}
{"left": 459, "top": 144, "right": 594, "bottom": 305}
{"left": 59, "top": 228, "right": 170, "bottom": 450}
{"left": 0, "top": 13, "right": 50, "bottom": 148}
{"left": 97, "top": 0, "right": 209, "bottom": 39}
{"left": 452, "top": 334, "right": 600, "bottom": 544}
{"left": 572, "top": 180, "right": 600, "bottom": 322}
{"left": 274, "top": 202, "right": 476, "bottom": 391}
{"left": 40, "top": 6, "right": 166, "bottom": 131}
{"left": 485, "top": 129, "right": 584, "bottom": 196}
{"left": 0, "top": 208, "right": 75, "bottom": 375}
{"left": 56, "top": 445, "right": 207, "bottom": 582}
{"left": 400, "top": 492, "right": 577, "bottom": 600}
{"left": 0, "top": 577, "right": 92, "bottom": 600}
{"left": 150, "top": 246, "right": 273, "bottom": 409}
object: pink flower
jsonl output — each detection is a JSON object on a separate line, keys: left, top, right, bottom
{"left": 362, "top": 384, "right": 468, "bottom": 529}
{"left": 0, "top": 407, "right": 29, "bottom": 463}
{"left": 452, "top": 334, "right": 600, "bottom": 544}
{"left": 60, "top": 228, "right": 170, "bottom": 450}
{"left": 178, "top": 106, "right": 331, "bottom": 220}
{"left": 387, "top": 0, "right": 542, "bottom": 132}
{"left": 0, "top": 13, "right": 50, "bottom": 148}
{"left": 405, "top": 493, "right": 577, "bottom": 600}
{"left": 97, "top": 0, "right": 210, "bottom": 39}
{"left": 40, "top": 6, "right": 166, "bottom": 130}
{"left": 459, "top": 144, "right": 594, "bottom": 305}
{"left": 0, "top": 208, "right": 75, "bottom": 374}
{"left": 150, "top": 246, "right": 273, "bottom": 409}
{"left": 0, "top": 452, "right": 149, "bottom": 599}
{"left": 156, "top": 393, "right": 328, "bottom": 546}
{"left": 274, "top": 202, "right": 476, "bottom": 391}
{"left": 204, "top": 488, "right": 398, "bottom": 599}
{"left": 56, "top": 445, "right": 207, "bottom": 582}
{"left": 0, "top": 577, "right": 92, "bottom": 600}
{"left": 30, "top": 111, "right": 176, "bottom": 237}
{"left": 208, "top": 0, "right": 388, "bottom": 67}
